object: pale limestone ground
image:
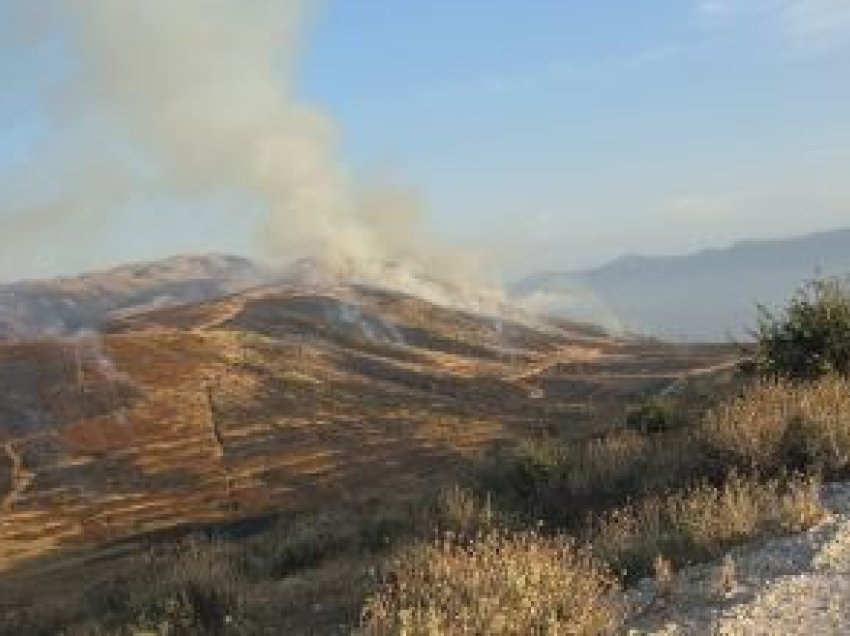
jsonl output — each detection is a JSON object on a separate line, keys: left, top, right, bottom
{"left": 627, "top": 482, "right": 850, "bottom": 635}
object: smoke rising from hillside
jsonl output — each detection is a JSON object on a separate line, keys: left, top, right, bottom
{"left": 63, "top": 0, "right": 374, "bottom": 262}
{"left": 0, "top": 0, "right": 496, "bottom": 307}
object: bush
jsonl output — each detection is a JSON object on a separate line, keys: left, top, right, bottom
{"left": 118, "top": 537, "right": 245, "bottom": 635}
{"left": 433, "top": 484, "right": 498, "bottom": 536}
{"left": 625, "top": 398, "right": 679, "bottom": 434}
{"left": 756, "top": 277, "right": 850, "bottom": 380}
{"left": 476, "top": 431, "right": 705, "bottom": 527}
{"left": 589, "top": 471, "right": 823, "bottom": 580}
{"left": 702, "top": 375, "right": 850, "bottom": 474}
{"left": 264, "top": 513, "right": 357, "bottom": 578}
{"left": 358, "top": 530, "right": 626, "bottom": 635}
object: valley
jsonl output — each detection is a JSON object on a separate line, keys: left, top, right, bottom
{"left": 0, "top": 280, "right": 738, "bottom": 602}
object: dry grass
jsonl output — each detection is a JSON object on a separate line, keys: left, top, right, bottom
{"left": 476, "top": 430, "right": 711, "bottom": 529}
{"left": 652, "top": 554, "right": 674, "bottom": 600}
{"left": 703, "top": 374, "right": 850, "bottom": 473}
{"left": 712, "top": 554, "right": 737, "bottom": 601}
{"left": 374, "top": 375, "right": 836, "bottom": 633}
{"left": 0, "top": 498, "right": 427, "bottom": 635}
{"left": 479, "top": 376, "right": 849, "bottom": 538}
{"left": 358, "top": 530, "right": 625, "bottom": 636}
{"left": 477, "top": 429, "right": 703, "bottom": 527}
{"left": 5, "top": 367, "right": 845, "bottom": 634}
{"left": 589, "top": 471, "right": 823, "bottom": 579}
{"left": 81, "top": 536, "right": 247, "bottom": 634}
{"left": 433, "top": 484, "right": 498, "bottom": 536}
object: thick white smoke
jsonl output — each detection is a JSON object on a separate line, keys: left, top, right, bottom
{"left": 62, "top": 0, "right": 374, "bottom": 264}
{"left": 0, "top": 0, "right": 510, "bottom": 315}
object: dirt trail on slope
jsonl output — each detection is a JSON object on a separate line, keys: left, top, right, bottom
{"left": 628, "top": 482, "right": 850, "bottom": 635}
{"left": 658, "top": 359, "right": 743, "bottom": 398}
{"left": 506, "top": 345, "right": 605, "bottom": 383}
{"left": 1, "top": 440, "right": 35, "bottom": 514}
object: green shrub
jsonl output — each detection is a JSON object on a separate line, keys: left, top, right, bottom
{"left": 756, "top": 277, "right": 850, "bottom": 380}
{"left": 626, "top": 398, "right": 679, "bottom": 434}
{"left": 0, "top": 607, "right": 70, "bottom": 636}
{"left": 476, "top": 431, "right": 705, "bottom": 527}
{"left": 128, "top": 538, "right": 245, "bottom": 635}
{"left": 265, "top": 513, "right": 355, "bottom": 578}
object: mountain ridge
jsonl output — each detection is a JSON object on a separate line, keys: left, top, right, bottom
{"left": 0, "top": 254, "right": 269, "bottom": 340}
{"left": 513, "top": 227, "right": 850, "bottom": 340}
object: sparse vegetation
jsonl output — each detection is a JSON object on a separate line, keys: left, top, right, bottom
{"left": 625, "top": 397, "right": 679, "bottom": 434}
{"left": 652, "top": 554, "right": 674, "bottom": 600}
{"left": 7, "top": 363, "right": 839, "bottom": 634}
{"left": 5, "top": 277, "right": 850, "bottom": 634}
{"left": 358, "top": 530, "right": 626, "bottom": 636}
{"left": 475, "top": 429, "right": 705, "bottom": 528}
{"left": 589, "top": 471, "right": 823, "bottom": 580}
{"left": 702, "top": 374, "right": 850, "bottom": 474}
{"left": 0, "top": 537, "right": 247, "bottom": 636}
{"left": 432, "top": 484, "right": 499, "bottom": 536}
{"left": 712, "top": 554, "right": 737, "bottom": 601}
{"left": 0, "top": 491, "right": 511, "bottom": 635}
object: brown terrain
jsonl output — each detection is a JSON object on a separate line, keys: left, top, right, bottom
{"left": 0, "top": 254, "right": 265, "bottom": 340}
{"left": 0, "top": 264, "right": 740, "bottom": 607}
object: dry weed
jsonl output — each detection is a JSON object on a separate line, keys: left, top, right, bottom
{"left": 653, "top": 555, "right": 675, "bottom": 601}
{"left": 590, "top": 472, "right": 823, "bottom": 579}
{"left": 359, "top": 530, "right": 626, "bottom": 635}
{"left": 702, "top": 375, "right": 850, "bottom": 473}
{"left": 710, "top": 554, "right": 736, "bottom": 601}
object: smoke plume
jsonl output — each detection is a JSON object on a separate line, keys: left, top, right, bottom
{"left": 67, "top": 0, "right": 366, "bottom": 260}
{"left": 0, "top": 0, "right": 495, "bottom": 306}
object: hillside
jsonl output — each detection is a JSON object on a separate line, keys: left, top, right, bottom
{"left": 0, "top": 254, "right": 266, "bottom": 340}
{"left": 513, "top": 228, "right": 850, "bottom": 341}
{"left": 0, "top": 278, "right": 738, "bottom": 582}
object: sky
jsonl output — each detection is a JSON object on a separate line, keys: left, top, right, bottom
{"left": 0, "top": 0, "right": 849, "bottom": 281}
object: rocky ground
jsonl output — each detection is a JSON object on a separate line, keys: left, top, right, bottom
{"left": 627, "top": 482, "right": 850, "bottom": 635}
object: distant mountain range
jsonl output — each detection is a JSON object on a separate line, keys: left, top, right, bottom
{"left": 4, "top": 227, "right": 850, "bottom": 343}
{"left": 512, "top": 228, "right": 850, "bottom": 341}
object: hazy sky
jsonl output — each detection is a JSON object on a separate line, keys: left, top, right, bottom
{"left": 1, "top": 0, "right": 849, "bottom": 281}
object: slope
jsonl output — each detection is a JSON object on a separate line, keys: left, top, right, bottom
{"left": 0, "top": 282, "right": 738, "bottom": 577}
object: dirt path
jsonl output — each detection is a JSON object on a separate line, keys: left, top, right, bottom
{"left": 1, "top": 440, "right": 34, "bottom": 513}
{"left": 628, "top": 482, "right": 850, "bottom": 635}
{"left": 505, "top": 345, "right": 603, "bottom": 384}
{"left": 191, "top": 297, "right": 248, "bottom": 333}
{"left": 658, "top": 359, "right": 743, "bottom": 398}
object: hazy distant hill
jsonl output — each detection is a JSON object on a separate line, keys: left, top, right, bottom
{"left": 0, "top": 254, "right": 266, "bottom": 339}
{"left": 513, "top": 228, "right": 850, "bottom": 341}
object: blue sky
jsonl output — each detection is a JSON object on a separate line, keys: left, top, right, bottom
{"left": 299, "top": 0, "right": 850, "bottom": 271}
{"left": 1, "top": 0, "right": 849, "bottom": 280}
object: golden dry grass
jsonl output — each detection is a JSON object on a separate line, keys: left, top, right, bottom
{"left": 590, "top": 471, "right": 823, "bottom": 578}
{"left": 358, "top": 530, "right": 625, "bottom": 636}
{"left": 703, "top": 374, "right": 850, "bottom": 472}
